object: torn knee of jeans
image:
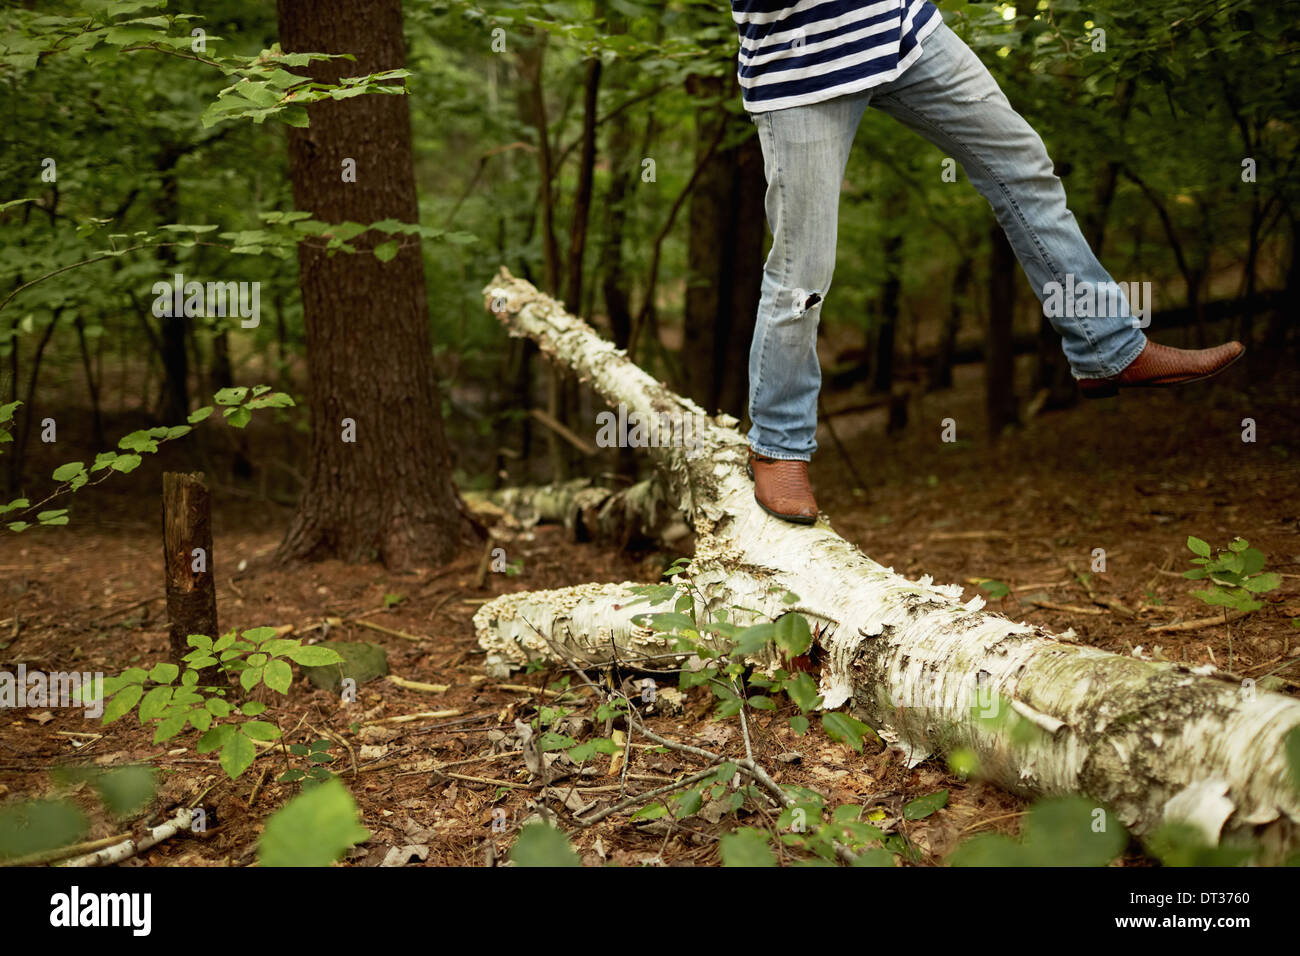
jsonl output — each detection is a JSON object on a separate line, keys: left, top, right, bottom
{"left": 791, "top": 289, "right": 823, "bottom": 317}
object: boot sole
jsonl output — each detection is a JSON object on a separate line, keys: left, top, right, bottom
{"left": 1079, "top": 347, "right": 1245, "bottom": 400}
{"left": 746, "top": 461, "right": 817, "bottom": 525}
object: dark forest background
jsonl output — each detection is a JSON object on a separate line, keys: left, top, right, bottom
{"left": 2, "top": 0, "right": 1297, "bottom": 560}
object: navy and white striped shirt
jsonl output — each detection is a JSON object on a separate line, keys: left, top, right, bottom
{"left": 732, "top": 0, "right": 942, "bottom": 113}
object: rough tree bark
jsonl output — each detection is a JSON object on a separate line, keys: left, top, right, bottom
{"left": 473, "top": 267, "right": 1300, "bottom": 857}
{"left": 275, "top": 0, "right": 464, "bottom": 568}
{"left": 153, "top": 143, "right": 189, "bottom": 427}
{"left": 162, "top": 472, "right": 218, "bottom": 664}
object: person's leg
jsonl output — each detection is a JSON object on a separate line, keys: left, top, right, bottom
{"left": 748, "top": 94, "right": 870, "bottom": 462}
{"left": 871, "top": 21, "right": 1146, "bottom": 379}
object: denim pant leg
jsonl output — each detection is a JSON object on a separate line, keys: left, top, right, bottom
{"left": 872, "top": 23, "right": 1147, "bottom": 379}
{"left": 747, "top": 95, "right": 869, "bottom": 462}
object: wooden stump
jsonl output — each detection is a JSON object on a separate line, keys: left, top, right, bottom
{"left": 162, "top": 472, "right": 218, "bottom": 664}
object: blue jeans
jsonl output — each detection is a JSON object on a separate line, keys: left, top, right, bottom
{"left": 747, "top": 21, "right": 1148, "bottom": 461}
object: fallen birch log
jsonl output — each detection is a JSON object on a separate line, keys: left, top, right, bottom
{"left": 462, "top": 477, "right": 688, "bottom": 546}
{"left": 474, "top": 267, "right": 1300, "bottom": 857}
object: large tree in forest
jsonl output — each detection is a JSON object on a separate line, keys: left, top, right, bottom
{"left": 275, "top": 0, "right": 465, "bottom": 568}
{"left": 682, "top": 75, "right": 764, "bottom": 421}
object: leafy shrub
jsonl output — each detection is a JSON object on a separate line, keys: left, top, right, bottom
{"left": 93, "top": 626, "right": 342, "bottom": 779}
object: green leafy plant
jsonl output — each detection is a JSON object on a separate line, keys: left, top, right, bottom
{"left": 1184, "top": 536, "right": 1280, "bottom": 666}
{"left": 257, "top": 778, "right": 369, "bottom": 867}
{"left": 720, "top": 826, "right": 779, "bottom": 866}
{"left": 278, "top": 738, "right": 338, "bottom": 788}
{"left": 2, "top": 386, "right": 295, "bottom": 533}
{"left": 0, "top": 766, "right": 156, "bottom": 863}
{"left": 0, "top": 400, "right": 17, "bottom": 453}
{"left": 1, "top": 5, "right": 415, "bottom": 130}
{"left": 1184, "top": 536, "right": 1280, "bottom": 611}
{"left": 1142, "top": 822, "right": 1256, "bottom": 867}
{"left": 948, "top": 797, "right": 1127, "bottom": 867}
{"left": 773, "top": 791, "right": 899, "bottom": 866}
{"left": 0, "top": 799, "right": 92, "bottom": 864}
{"left": 509, "top": 822, "right": 582, "bottom": 867}
{"left": 92, "top": 626, "right": 343, "bottom": 780}
{"left": 545, "top": 562, "right": 904, "bottom": 866}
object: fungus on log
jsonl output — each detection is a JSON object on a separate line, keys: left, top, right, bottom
{"left": 473, "top": 266, "right": 1300, "bottom": 857}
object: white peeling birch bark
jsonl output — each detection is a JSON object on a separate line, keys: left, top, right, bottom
{"left": 474, "top": 267, "right": 1300, "bottom": 856}
{"left": 462, "top": 477, "right": 685, "bottom": 545}
{"left": 60, "top": 806, "right": 193, "bottom": 867}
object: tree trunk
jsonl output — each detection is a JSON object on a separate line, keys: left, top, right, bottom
{"left": 986, "top": 224, "right": 1018, "bottom": 437}
{"left": 870, "top": 226, "right": 903, "bottom": 396}
{"left": 1262, "top": 212, "right": 1297, "bottom": 368}
{"left": 682, "top": 79, "right": 764, "bottom": 420}
{"left": 596, "top": 26, "right": 638, "bottom": 482}
{"left": 929, "top": 255, "right": 971, "bottom": 391}
{"left": 476, "top": 267, "right": 1300, "bottom": 858}
{"left": 513, "top": 30, "right": 570, "bottom": 481}
{"left": 154, "top": 146, "right": 189, "bottom": 426}
{"left": 275, "top": 0, "right": 464, "bottom": 569}
{"left": 725, "top": 133, "right": 766, "bottom": 419}
{"left": 73, "top": 315, "right": 105, "bottom": 447}
{"left": 598, "top": 100, "right": 635, "bottom": 351}
{"left": 564, "top": 55, "right": 601, "bottom": 314}
{"left": 162, "top": 472, "right": 218, "bottom": 664}
{"left": 1032, "top": 305, "right": 1077, "bottom": 410}
{"left": 7, "top": 310, "right": 60, "bottom": 493}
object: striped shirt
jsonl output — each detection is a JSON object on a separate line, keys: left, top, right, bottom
{"left": 731, "top": 0, "right": 942, "bottom": 113}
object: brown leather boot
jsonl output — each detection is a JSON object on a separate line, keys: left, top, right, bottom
{"left": 1077, "top": 339, "right": 1244, "bottom": 399}
{"left": 747, "top": 450, "right": 818, "bottom": 525}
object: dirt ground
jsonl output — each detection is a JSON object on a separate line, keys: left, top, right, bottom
{"left": 2, "top": 348, "right": 1298, "bottom": 867}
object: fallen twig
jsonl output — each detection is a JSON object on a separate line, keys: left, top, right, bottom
{"left": 387, "top": 675, "right": 450, "bottom": 694}
{"left": 0, "top": 830, "right": 131, "bottom": 868}
{"left": 89, "top": 595, "right": 163, "bottom": 625}
{"left": 362, "top": 709, "right": 461, "bottom": 726}
{"left": 1147, "top": 610, "right": 1250, "bottom": 633}
{"left": 530, "top": 406, "right": 598, "bottom": 457}
{"left": 491, "top": 681, "right": 587, "bottom": 700}
{"left": 352, "top": 618, "right": 429, "bottom": 643}
{"left": 247, "top": 767, "right": 268, "bottom": 808}
{"left": 438, "top": 771, "right": 534, "bottom": 789}
{"left": 58, "top": 806, "right": 192, "bottom": 868}
{"left": 1028, "top": 600, "right": 1103, "bottom": 615}
{"left": 574, "top": 765, "right": 723, "bottom": 826}
{"left": 1066, "top": 560, "right": 1136, "bottom": 617}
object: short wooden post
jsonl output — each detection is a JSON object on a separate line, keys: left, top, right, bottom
{"left": 162, "top": 472, "right": 218, "bottom": 664}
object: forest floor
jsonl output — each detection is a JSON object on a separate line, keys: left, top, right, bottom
{"left": 3, "top": 350, "right": 1299, "bottom": 867}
